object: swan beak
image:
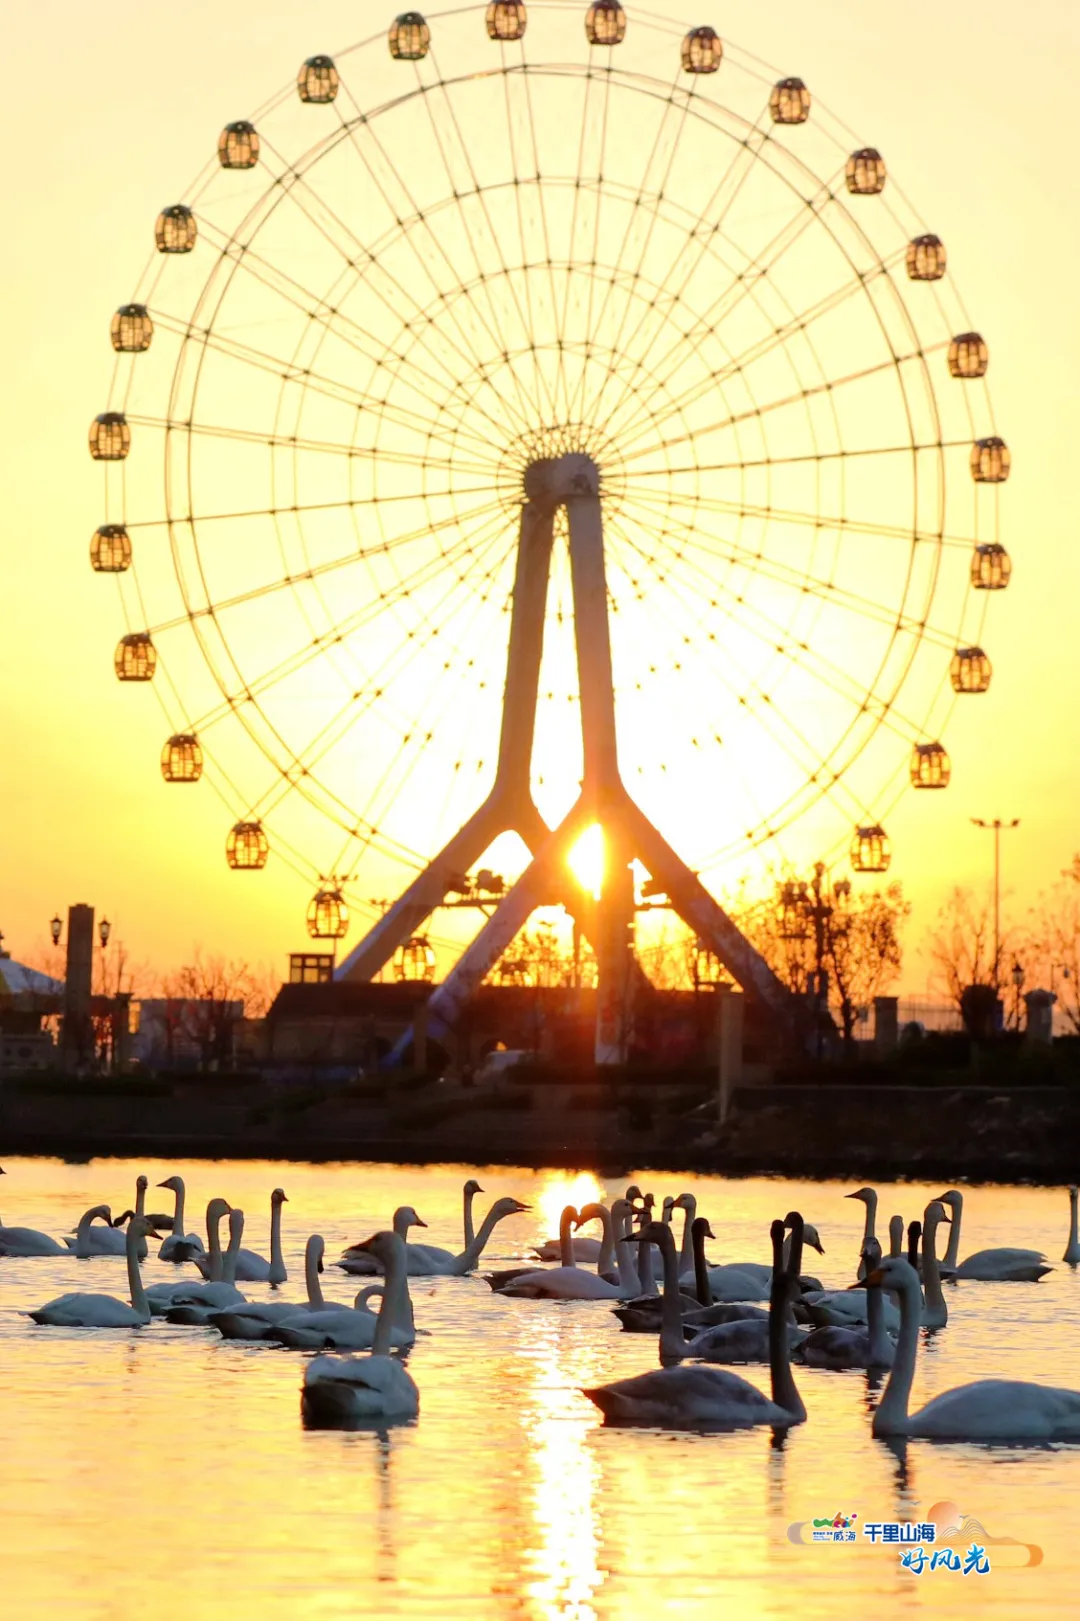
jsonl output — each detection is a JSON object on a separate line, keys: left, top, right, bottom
{"left": 865, "top": 1267, "right": 885, "bottom": 1286}
{"left": 701, "top": 1222, "right": 716, "bottom": 1240}
{"left": 414, "top": 1217, "right": 428, "bottom": 1228}
{"left": 843, "top": 1192, "right": 861, "bottom": 1200}
{"left": 808, "top": 1236, "right": 825, "bottom": 1254}
{"left": 512, "top": 1201, "right": 531, "bottom": 1213}
{"left": 317, "top": 1258, "right": 324, "bottom": 1273}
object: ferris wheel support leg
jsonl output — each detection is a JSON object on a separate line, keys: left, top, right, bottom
{"left": 384, "top": 802, "right": 597, "bottom": 1064}
{"left": 616, "top": 794, "right": 793, "bottom": 1022}
{"left": 337, "top": 498, "right": 557, "bottom": 985}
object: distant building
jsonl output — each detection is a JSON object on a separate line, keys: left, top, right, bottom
{"left": 0, "top": 956, "right": 63, "bottom": 1072}
{"left": 133, "top": 997, "right": 245, "bottom": 1070}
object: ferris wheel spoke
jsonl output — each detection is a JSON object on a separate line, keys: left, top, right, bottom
{"left": 610, "top": 504, "right": 917, "bottom": 739}
{"left": 186, "top": 508, "right": 514, "bottom": 733}
{"left": 573, "top": 81, "right": 697, "bottom": 430}
{"left": 613, "top": 174, "right": 839, "bottom": 436}
{"left": 621, "top": 481, "right": 970, "bottom": 553}
{"left": 618, "top": 490, "right": 949, "bottom": 650}
{"left": 613, "top": 260, "right": 899, "bottom": 455}
{"left": 604, "top": 510, "right": 850, "bottom": 819}
{"left": 550, "top": 63, "right": 613, "bottom": 423}
{"left": 584, "top": 111, "right": 773, "bottom": 434}
{"left": 150, "top": 305, "right": 498, "bottom": 467}
{"left": 332, "top": 78, "right": 539, "bottom": 438}
{"left": 631, "top": 439, "right": 962, "bottom": 481}
{"left": 191, "top": 217, "right": 492, "bottom": 435}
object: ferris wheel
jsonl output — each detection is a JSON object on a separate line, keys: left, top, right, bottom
{"left": 90, "top": 3, "right": 1009, "bottom": 1056}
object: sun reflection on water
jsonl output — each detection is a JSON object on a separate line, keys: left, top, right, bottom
{"left": 537, "top": 1173, "right": 607, "bottom": 1245}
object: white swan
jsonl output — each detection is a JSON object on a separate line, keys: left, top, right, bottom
{"left": 934, "top": 1188, "right": 1051, "bottom": 1281}
{"left": 156, "top": 1176, "right": 206, "bottom": 1262}
{"left": 338, "top": 1206, "right": 428, "bottom": 1274}
{"left": 498, "top": 1202, "right": 638, "bottom": 1299}
{"left": 192, "top": 1187, "right": 287, "bottom": 1284}
{"left": 342, "top": 1197, "right": 528, "bottom": 1278}
{"left": 869, "top": 1255, "right": 1080, "bottom": 1440}
{"left": 1065, "top": 1186, "right": 1080, "bottom": 1264}
{"left": 802, "top": 1279, "right": 901, "bottom": 1332}
{"left": 146, "top": 1197, "right": 232, "bottom": 1312}
{"left": 582, "top": 1219, "right": 807, "bottom": 1429}
{"left": 27, "top": 1216, "right": 163, "bottom": 1327}
{"left": 301, "top": 1232, "right": 420, "bottom": 1424}
{"left": 210, "top": 1236, "right": 354, "bottom": 1340}
{"left": 273, "top": 1230, "right": 416, "bottom": 1350}
{"left": 157, "top": 1206, "right": 248, "bottom": 1321}
{"left": 795, "top": 1238, "right": 895, "bottom": 1369}
{"left": 399, "top": 1178, "right": 486, "bottom": 1269}
{"left": 846, "top": 1187, "right": 878, "bottom": 1280}
{"left": 70, "top": 1205, "right": 122, "bottom": 1259}
{"left": 70, "top": 1176, "right": 151, "bottom": 1259}
{"left": 0, "top": 1197, "right": 67, "bottom": 1256}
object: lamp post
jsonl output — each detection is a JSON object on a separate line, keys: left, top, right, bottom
{"left": 1011, "top": 960, "right": 1024, "bottom": 1031}
{"left": 970, "top": 818, "right": 1020, "bottom": 988}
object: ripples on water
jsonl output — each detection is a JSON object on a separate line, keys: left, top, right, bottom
{"left": 1, "top": 1158, "right": 1078, "bottom": 1620}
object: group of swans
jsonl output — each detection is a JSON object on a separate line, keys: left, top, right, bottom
{"left": 846, "top": 1181, "right": 1056, "bottom": 1282}
{"left": 338, "top": 1189, "right": 529, "bottom": 1277}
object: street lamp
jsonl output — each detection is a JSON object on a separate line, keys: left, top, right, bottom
{"left": 970, "top": 817, "right": 1020, "bottom": 987}
{"left": 50, "top": 914, "right": 62, "bottom": 946}
{"left": 1011, "top": 960, "right": 1024, "bottom": 1030}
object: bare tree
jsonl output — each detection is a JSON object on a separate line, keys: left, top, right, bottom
{"left": 927, "top": 886, "right": 1004, "bottom": 1011}
{"left": 158, "top": 950, "right": 259, "bottom": 1069}
{"left": 1023, "top": 855, "right": 1080, "bottom": 1034}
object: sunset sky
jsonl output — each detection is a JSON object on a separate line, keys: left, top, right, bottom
{"left": 1, "top": 0, "right": 1076, "bottom": 996}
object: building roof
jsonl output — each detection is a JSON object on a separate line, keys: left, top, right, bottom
{"left": 0, "top": 956, "right": 64, "bottom": 1008}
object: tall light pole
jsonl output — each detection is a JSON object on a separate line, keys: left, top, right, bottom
{"left": 971, "top": 818, "right": 1020, "bottom": 988}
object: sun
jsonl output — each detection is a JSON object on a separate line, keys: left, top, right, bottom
{"left": 566, "top": 825, "right": 604, "bottom": 900}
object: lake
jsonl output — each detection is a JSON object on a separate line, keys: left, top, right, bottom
{"left": 0, "top": 1158, "right": 1077, "bottom": 1619}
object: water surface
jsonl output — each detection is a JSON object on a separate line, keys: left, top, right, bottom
{"left": 0, "top": 1159, "right": 1076, "bottom": 1618}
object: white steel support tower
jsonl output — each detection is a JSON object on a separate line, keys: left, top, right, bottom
{"left": 336, "top": 455, "right": 791, "bottom": 1063}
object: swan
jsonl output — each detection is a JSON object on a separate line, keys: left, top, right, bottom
{"left": 802, "top": 1271, "right": 901, "bottom": 1332}
{"left": 62, "top": 1177, "right": 147, "bottom": 1257}
{"left": 146, "top": 1198, "right": 232, "bottom": 1312}
{"left": 156, "top": 1206, "right": 246, "bottom": 1316}
{"left": 582, "top": 1219, "right": 807, "bottom": 1429}
{"left": 301, "top": 1232, "right": 420, "bottom": 1424}
{"left": 486, "top": 1202, "right": 578, "bottom": 1292}
{"left": 498, "top": 1203, "right": 639, "bottom": 1299}
{"left": 676, "top": 1194, "right": 823, "bottom": 1299}
{"left": 0, "top": 1200, "right": 67, "bottom": 1256}
{"left": 193, "top": 1187, "right": 287, "bottom": 1284}
{"left": 532, "top": 1182, "right": 610, "bottom": 1264}
{"left": 846, "top": 1187, "right": 878, "bottom": 1280}
{"left": 338, "top": 1206, "right": 428, "bottom": 1274}
{"left": 685, "top": 1216, "right": 810, "bottom": 1365}
{"left": 343, "top": 1197, "right": 529, "bottom": 1278}
{"left": 614, "top": 1218, "right": 733, "bottom": 1331}
{"left": 27, "top": 1216, "right": 163, "bottom": 1327}
{"left": 795, "top": 1238, "right": 895, "bottom": 1369}
{"left": 934, "top": 1188, "right": 1052, "bottom": 1281}
{"left": 210, "top": 1236, "right": 356, "bottom": 1340}
{"left": 869, "top": 1255, "right": 1080, "bottom": 1440}
{"left": 156, "top": 1176, "right": 206, "bottom": 1262}
{"left": 888, "top": 1214, "right": 904, "bottom": 1257}
{"left": 1065, "top": 1186, "right": 1080, "bottom": 1264}
{"left": 272, "top": 1231, "right": 416, "bottom": 1350}
{"left": 398, "top": 1179, "right": 486, "bottom": 1269}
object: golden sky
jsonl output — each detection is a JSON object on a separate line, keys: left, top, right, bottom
{"left": 1, "top": 1, "right": 1076, "bottom": 994}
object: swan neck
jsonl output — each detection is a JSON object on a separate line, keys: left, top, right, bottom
{"left": 222, "top": 1221, "right": 242, "bottom": 1284}
{"left": 305, "top": 1240, "right": 324, "bottom": 1308}
{"left": 126, "top": 1226, "right": 148, "bottom": 1317}
{"left": 594, "top": 1207, "right": 616, "bottom": 1277}
{"left": 172, "top": 1180, "right": 186, "bottom": 1235}
{"left": 373, "top": 1249, "right": 411, "bottom": 1353}
{"left": 463, "top": 1185, "right": 476, "bottom": 1248}
{"left": 942, "top": 1195, "right": 962, "bottom": 1271}
{"left": 692, "top": 1227, "right": 711, "bottom": 1307}
{"left": 75, "top": 1208, "right": 95, "bottom": 1259}
{"left": 768, "top": 1275, "right": 804, "bottom": 1420}
{"left": 135, "top": 1183, "right": 146, "bottom": 1219}
{"left": 678, "top": 1198, "right": 697, "bottom": 1269}
{"left": 657, "top": 1233, "right": 686, "bottom": 1362}
{"left": 636, "top": 1238, "right": 656, "bottom": 1296}
{"left": 458, "top": 1202, "right": 507, "bottom": 1272}
{"left": 614, "top": 1236, "right": 640, "bottom": 1292}
{"left": 270, "top": 1200, "right": 284, "bottom": 1272}
{"left": 207, "top": 1207, "right": 224, "bottom": 1280}
{"left": 875, "top": 1273, "right": 921, "bottom": 1432}
{"left": 1069, "top": 1192, "right": 1078, "bottom": 1249}
{"left": 923, "top": 1215, "right": 945, "bottom": 1315}
{"left": 558, "top": 1206, "right": 576, "bottom": 1269}
{"left": 866, "top": 1278, "right": 888, "bottom": 1361}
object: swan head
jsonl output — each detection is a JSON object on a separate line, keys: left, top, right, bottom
{"left": 845, "top": 1187, "right": 875, "bottom": 1204}
{"left": 624, "top": 1184, "right": 643, "bottom": 1205}
{"left": 660, "top": 1195, "right": 675, "bottom": 1222}
{"left": 691, "top": 1216, "right": 715, "bottom": 1243}
{"left": 862, "top": 1235, "right": 883, "bottom": 1269}
{"left": 636, "top": 1219, "right": 676, "bottom": 1255}
{"left": 157, "top": 1175, "right": 183, "bottom": 1193}
{"left": 464, "top": 1179, "right": 484, "bottom": 1196}
{"left": 271, "top": 1188, "right": 288, "bottom": 1206}
{"left": 923, "top": 1200, "right": 949, "bottom": 1230}
{"left": 867, "top": 1255, "right": 921, "bottom": 1297}
{"left": 306, "top": 1234, "right": 325, "bottom": 1269}
{"left": 206, "top": 1197, "right": 231, "bottom": 1222}
{"left": 111, "top": 1209, "right": 134, "bottom": 1227}
{"left": 84, "top": 1203, "right": 113, "bottom": 1227}
{"left": 394, "top": 1205, "right": 427, "bottom": 1231}
{"left": 489, "top": 1197, "right": 530, "bottom": 1221}
{"left": 933, "top": 1189, "right": 962, "bottom": 1212}
{"left": 672, "top": 1192, "right": 698, "bottom": 1216}
{"left": 128, "top": 1214, "right": 166, "bottom": 1241}
{"left": 783, "top": 1212, "right": 823, "bottom": 1255}
{"left": 351, "top": 1230, "right": 407, "bottom": 1269}
{"left": 136, "top": 1175, "right": 148, "bottom": 1192}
